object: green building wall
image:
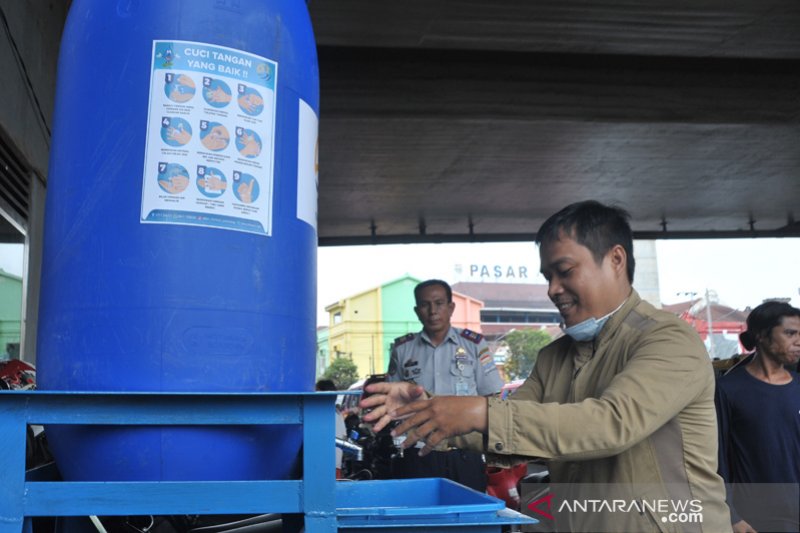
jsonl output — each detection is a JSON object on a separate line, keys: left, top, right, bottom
{"left": 379, "top": 276, "right": 422, "bottom": 372}
{"left": 0, "top": 270, "right": 22, "bottom": 358}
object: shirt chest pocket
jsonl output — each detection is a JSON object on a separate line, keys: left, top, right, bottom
{"left": 450, "top": 359, "right": 477, "bottom": 396}
{"left": 449, "top": 359, "right": 475, "bottom": 378}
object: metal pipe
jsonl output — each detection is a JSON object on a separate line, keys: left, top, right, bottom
{"left": 335, "top": 438, "right": 363, "bottom": 461}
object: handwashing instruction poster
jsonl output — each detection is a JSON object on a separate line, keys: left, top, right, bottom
{"left": 140, "top": 40, "right": 277, "bottom": 235}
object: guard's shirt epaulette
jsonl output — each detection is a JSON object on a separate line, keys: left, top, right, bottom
{"left": 460, "top": 329, "right": 483, "bottom": 343}
{"left": 394, "top": 333, "right": 415, "bottom": 346}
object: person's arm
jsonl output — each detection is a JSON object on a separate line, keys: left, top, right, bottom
{"left": 389, "top": 356, "right": 543, "bottom": 456}
{"left": 715, "top": 381, "right": 746, "bottom": 529}
{"left": 448, "top": 365, "right": 545, "bottom": 461}
{"left": 361, "top": 348, "right": 546, "bottom": 454}
{"left": 393, "top": 321, "right": 711, "bottom": 461}
{"left": 483, "top": 322, "right": 710, "bottom": 461}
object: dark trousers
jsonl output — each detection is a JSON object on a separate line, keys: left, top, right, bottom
{"left": 391, "top": 449, "right": 487, "bottom": 492}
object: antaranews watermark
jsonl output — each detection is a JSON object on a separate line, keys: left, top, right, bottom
{"left": 521, "top": 482, "right": 800, "bottom": 532}
{"left": 520, "top": 483, "right": 707, "bottom": 532}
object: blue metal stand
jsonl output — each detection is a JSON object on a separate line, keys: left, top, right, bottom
{"left": 0, "top": 391, "right": 337, "bottom": 533}
{"left": 0, "top": 391, "right": 535, "bottom": 532}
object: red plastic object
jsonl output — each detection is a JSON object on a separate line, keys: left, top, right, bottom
{"left": 486, "top": 462, "right": 528, "bottom": 510}
{"left": 0, "top": 359, "right": 36, "bottom": 390}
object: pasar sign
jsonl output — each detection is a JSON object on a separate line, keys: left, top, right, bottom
{"left": 470, "top": 265, "right": 529, "bottom": 279}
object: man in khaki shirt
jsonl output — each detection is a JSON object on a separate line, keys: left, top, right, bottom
{"left": 362, "top": 200, "right": 730, "bottom": 532}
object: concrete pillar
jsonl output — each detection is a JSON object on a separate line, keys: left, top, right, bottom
{"left": 20, "top": 172, "right": 44, "bottom": 364}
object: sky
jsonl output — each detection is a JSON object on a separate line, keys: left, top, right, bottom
{"left": 317, "top": 238, "right": 800, "bottom": 325}
{"left": 0, "top": 244, "right": 24, "bottom": 278}
{"left": 3, "top": 239, "right": 798, "bottom": 325}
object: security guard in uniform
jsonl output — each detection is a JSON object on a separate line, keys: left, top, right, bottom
{"left": 386, "top": 279, "right": 503, "bottom": 491}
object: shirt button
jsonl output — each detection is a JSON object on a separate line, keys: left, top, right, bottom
{"left": 494, "top": 442, "right": 504, "bottom": 452}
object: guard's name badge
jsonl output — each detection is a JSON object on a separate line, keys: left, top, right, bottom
{"left": 455, "top": 346, "right": 468, "bottom": 363}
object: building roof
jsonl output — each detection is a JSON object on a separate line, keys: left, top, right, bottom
{"left": 324, "top": 274, "right": 422, "bottom": 311}
{"left": 324, "top": 275, "right": 484, "bottom": 312}
{"left": 662, "top": 299, "right": 749, "bottom": 323}
{"left": 0, "top": 269, "right": 23, "bottom": 282}
{"left": 451, "top": 282, "right": 555, "bottom": 311}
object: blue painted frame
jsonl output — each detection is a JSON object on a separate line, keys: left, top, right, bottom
{"left": 0, "top": 391, "right": 535, "bottom": 533}
{"left": 0, "top": 391, "right": 337, "bottom": 533}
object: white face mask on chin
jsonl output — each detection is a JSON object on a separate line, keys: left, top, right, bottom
{"left": 560, "top": 299, "right": 627, "bottom": 342}
{"left": 561, "top": 315, "right": 611, "bottom": 342}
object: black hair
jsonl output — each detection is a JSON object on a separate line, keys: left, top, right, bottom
{"left": 739, "top": 301, "right": 800, "bottom": 351}
{"left": 414, "top": 279, "right": 453, "bottom": 304}
{"left": 315, "top": 378, "right": 337, "bottom": 391}
{"left": 535, "top": 200, "right": 635, "bottom": 283}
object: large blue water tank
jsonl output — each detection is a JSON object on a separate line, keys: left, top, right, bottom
{"left": 37, "top": 0, "right": 319, "bottom": 481}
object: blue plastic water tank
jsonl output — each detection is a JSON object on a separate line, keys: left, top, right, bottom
{"left": 37, "top": 0, "right": 319, "bottom": 481}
